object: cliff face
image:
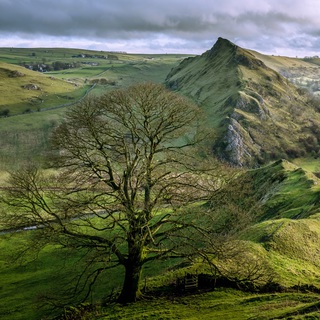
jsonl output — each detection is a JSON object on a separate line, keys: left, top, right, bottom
{"left": 166, "top": 38, "right": 320, "bottom": 167}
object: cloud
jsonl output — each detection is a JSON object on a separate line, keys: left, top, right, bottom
{"left": 0, "top": 0, "right": 320, "bottom": 56}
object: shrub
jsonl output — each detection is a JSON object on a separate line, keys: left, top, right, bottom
{"left": 285, "top": 148, "right": 303, "bottom": 158}
{"left": 0, "top": 109, "right": 10, "bottom": 117}
{"left": 56, "top": 303, "right": 96, "bottom": 320}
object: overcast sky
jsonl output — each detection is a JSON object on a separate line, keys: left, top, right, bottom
{"left": 0, "top": 0, "right": 320, "bottom": 57}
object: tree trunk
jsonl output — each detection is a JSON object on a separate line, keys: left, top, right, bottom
{"left": 118, "top": 232, "right": 144, "bottom": 304}
{"left": 118, "top": 257, "right": 143, "bottom": 303}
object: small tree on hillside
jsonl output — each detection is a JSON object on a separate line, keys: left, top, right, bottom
{"left": 1, "top": 83, "right": 225, "bottom": 304}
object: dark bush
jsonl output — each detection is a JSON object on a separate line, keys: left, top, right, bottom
{"left": 54, "top": 303, "right": 96, "bottom": 320}
{"left": 0, "top": 109, "right": 10, "bottom": 117}
{"left": 285, "top": 148, "right": 303, "bottom": 158}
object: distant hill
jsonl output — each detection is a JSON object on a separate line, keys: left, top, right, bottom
{"left": 166, "top": 37, "right": 320, "bottom": 167}
{"left": 249, "top": 50, "right": 320, "bottom": 80}
{"left": 0, "top": 61, "right": 79, "bottom": 115}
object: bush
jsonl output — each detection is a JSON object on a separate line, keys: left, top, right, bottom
{"left": 285, "top": 148, "right": 304, "bottom": 158}
{"left": 300, "top": 136, "right": 319, "bottom": 153}
{"left": 55, "top": 303, "right": 96, "bottom": 320}
{"left": 0, "top": 109, "right": 10, "bottom": 117}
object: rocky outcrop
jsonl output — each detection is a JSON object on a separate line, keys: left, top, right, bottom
{"left": 9, "top": 70, "right": 25, "bottom": 77}
{"left": 22, "top": 83, "right": 41, "bottom": 90}
{"left": 223, "top": 118, "right": 261, "bottom": 167}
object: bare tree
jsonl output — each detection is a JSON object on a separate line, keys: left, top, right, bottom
{"left": 1, "top": 83, "right": 224, "bottom": 304}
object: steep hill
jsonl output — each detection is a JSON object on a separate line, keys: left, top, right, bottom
{"left": 166, "top": 38, "right": 320, "bottom": 167}
{"left": 209, "top": 159, "right": 320, "bottom": 286}
{"left": 210, "top": 159, "right": 320, "bottom": 222}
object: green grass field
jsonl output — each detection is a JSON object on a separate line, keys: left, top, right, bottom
{"left": 0, "top": 108, "right": 65, "bottom": 169}
{"left": 2, "top": 228, "right": 320, "bottom": 320}
{"left": 0, "top": 231, "right": 125, "bottom": 319}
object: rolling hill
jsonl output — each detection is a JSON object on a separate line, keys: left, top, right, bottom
{"left": 0, "top": 61, "right": 84, "bottom": 115}
{"left": 0, "top": 48, "right": 189, "bottom": 115}
{"left": 166, "top": 37, "right": 320, "bottom": 167}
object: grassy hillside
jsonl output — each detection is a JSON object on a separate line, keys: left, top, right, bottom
{"left": 0, "top": 61, "right": 86, "bottom": 115}
{"left": 244, "top": 159, "right": 320, "bottom": 221}
{"left": 0, "top": 108, "right": 66, "bottom": 169}
{"left": 210, "top": 159, "right": 320, "bottom": 222}
{"left": 0, "top": 47, "right": 190, "bottom": 97}
{"left": 0, "top": 233, "right": 125, "bottom": 319}
{"left": 166, "top": 37, "right": 320, "bottom": 167}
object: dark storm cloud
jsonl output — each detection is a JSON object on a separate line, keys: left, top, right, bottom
{"left": 0, "top": 0, "right": 319, "bottom": 56}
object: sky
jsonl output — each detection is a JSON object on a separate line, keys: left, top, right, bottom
{"left": 0, "top": 0, "right": 320, "bottom": 57}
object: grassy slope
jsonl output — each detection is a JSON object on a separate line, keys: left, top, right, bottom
{"left": 245, "top": 218, "right": 320, "bottom": 286}
{"left": 97, "top": 291, "right": 320, "bottom": 320}
{"left": 245, "top": 159, "right": 320, "bottom": 220}
{"left": 210, "top": 159, "right": 320, "bottom": 222}
{"left": 0, "top": 233, "right": 125, "bottom": 320}
{"left": 0, "top": 108, "right": 65, "bottom": 169}
{"left": 209, "top": 159, "right": 320, "bottom": 287}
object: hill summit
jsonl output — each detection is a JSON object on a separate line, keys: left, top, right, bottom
{"left": 166, "top": 38, "right": 320, "bottom": 167}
